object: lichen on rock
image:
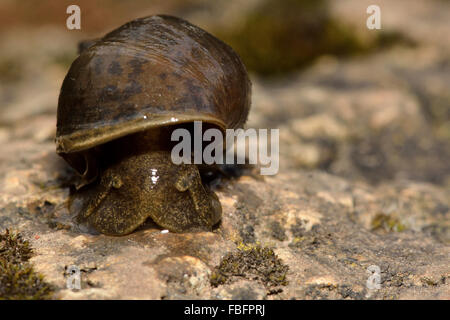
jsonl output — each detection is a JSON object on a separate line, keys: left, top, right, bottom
{"left": 211, "top": 243, "right": 289, "bottom": 294}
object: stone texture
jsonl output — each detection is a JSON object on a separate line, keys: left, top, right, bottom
{"left": 0, "top": 0, "right": 449, "bottom": 300}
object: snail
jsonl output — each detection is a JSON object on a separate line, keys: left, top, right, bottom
{"left": 56, "top": 15, "right": 251, "bottom": 235}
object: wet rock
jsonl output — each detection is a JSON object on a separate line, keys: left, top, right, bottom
{"left": 0, "top": 140, "right": 448, "bottom": 299}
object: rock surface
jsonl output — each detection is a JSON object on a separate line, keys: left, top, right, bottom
{"left": 0, "top": 0, "right": 449, "bottom": 299}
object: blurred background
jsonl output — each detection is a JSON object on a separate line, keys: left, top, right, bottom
{"left": 0, "top": 0, "right": 449, "bottom": 188}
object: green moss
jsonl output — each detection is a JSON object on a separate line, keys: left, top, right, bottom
{"left": 0, "top": 229, "right": 53, "bottom": 300}
{"left": 214, "top": 0, "right": 413, "bottom": 77}
{"left": 291, "top": 236, "right": 305, "bottom": 245}
{"left": 0, "top": 261, "right": 54, "bottom": 300}
{"left": 420, "top": 276, "right": 445, "bottom": 287}
{"left": 210, "top": 242, "right": 288, "bottom": 293}
{"left": 0, "top": 229, "right": 33, "bottom": 265}
{"left": 51, "top": 51, "right": 77, "bottom": 69}
{"left": 371, "top": 213, "right": 407, "bottom": 233}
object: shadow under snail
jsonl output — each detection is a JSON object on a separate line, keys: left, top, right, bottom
{"left": 56, "top": 15, "right": 251, "bottom": 235}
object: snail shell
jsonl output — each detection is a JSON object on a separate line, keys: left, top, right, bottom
{"left": 56, "top": 14, "right": 251, "bottom": 184}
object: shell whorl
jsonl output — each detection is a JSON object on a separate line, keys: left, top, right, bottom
{"left": 56, "top": 15, "right": 251, "bottom": 155}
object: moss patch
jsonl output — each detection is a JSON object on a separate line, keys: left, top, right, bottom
{"left": 0, "top": 229, "right": 53, "bottom": 300}
{"left": 210, "top": 243, "right": 288, "bottom": 294}
{"left": 51, "top": 51, "right": 77, "bottom": 69}
{"left": 371, "top": 213, "right": 406, "bottom": 233}
{"left": 214, "top": 0, "right": 412, "bottom": 77}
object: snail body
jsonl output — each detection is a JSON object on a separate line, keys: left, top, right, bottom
{"left": 56, "top": 15, "right": 251, "bottom": 235}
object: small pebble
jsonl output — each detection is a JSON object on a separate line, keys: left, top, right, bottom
{"left": 161, "top": 229, "right": 169, "bottom": 234}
